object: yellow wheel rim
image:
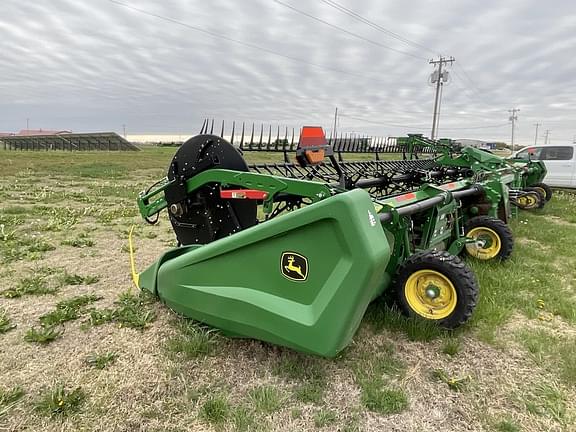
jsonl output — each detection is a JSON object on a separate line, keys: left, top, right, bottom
{"left": 517, "top": 194, "right": 537, "bottom": 209}
{"left": 516, "top": 196, "right": 529, "bottom": 208}
{"left": 404, "top": 270, "right": 457, "bottom": 320}
{"left": 465, "top": 226, "right": 502, "bottom": 260}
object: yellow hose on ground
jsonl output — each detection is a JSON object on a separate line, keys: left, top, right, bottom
{"left": 128, "top": 225, "right": 140, "bottom": 291}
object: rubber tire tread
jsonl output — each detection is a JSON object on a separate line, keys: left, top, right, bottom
{"left": 393, "top": 250, "right": 479, "bottom": 329}
{"left": 464, "top": 215, "right": 514, "bottom": 261}
{"left": 531, "top": 182, "right": 553, "bottom": 202}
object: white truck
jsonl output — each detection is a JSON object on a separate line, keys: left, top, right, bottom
{"left": 512, "top": 144, "right": 576, "bottom": 188}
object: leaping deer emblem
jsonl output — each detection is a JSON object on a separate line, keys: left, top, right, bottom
{"left": 284, "top": 255, "right": 305, "bottom": 279}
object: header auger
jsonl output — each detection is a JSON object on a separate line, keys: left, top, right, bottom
{"left": 134, "top": 121, "right": 538, "bottom": 357}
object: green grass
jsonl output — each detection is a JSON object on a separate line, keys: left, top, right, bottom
{"left": 165, "top": 319, "right": 218, "bottom": 359}
{"left": 360, "top": 384, "right": 408, "bottom": 415}
{"left": 495, "top": 418, "right": 521, "bottom": 432}
{"left": 24, "top": 326, "right": 63, "bottom": 344}
{"left": 520, "top": 382, "right": 567, "bottom": 423}
{"left": 558, "top": 340, "right": 576, "bottom": 386}
{"left": 59, "top": 272, "right": 100, "bottom": 286}
{"left": 515, "top": 329, "right": 576, "bottom": 386}
{"left": 81, "top": 292, "right": 156, "bottom": 330}
{"left": 0, "top": 386, "right": 25, "bottom": 407}
{"left": 39, "top": 307, "right": 79, "bottom": 327}
{"left": 348, "top": 342, "right": 408, "bottom": 415}
{"left": 34, "top": 385, "right": 87, "bottom": 417}
{"left": 85, "top": 352, "right": 118, "bottom": 369}
{"left": 248, "top": 386, "right": 283, "bottom": 414}
{"left": 199, "top": 395, "right": 229, "bottom": 425}
{"left": 82, "top": 308, "right": 115, "bottom": 327}
{"left": 314, "top": 409, "right": 338, "bottom": 428}
{"left": 440, "top": 338, "right": 461, "bottom": 356}
{"left": 61, "top": 233, "right": 95, "bottom": 248}
{"left": 1, "top": 275, "right": 57, "bottom": 298}
{"left": 467, "top": 204, "right": 576, "bottom": 343}
{"left": 363, "top": 302, "right": 445, "bottom": 341}
{"left": 68, "top": 162, "right": 129, "bottom": 179}
{"left": 0, "top": 235, "right": 56, "bottom": 263}
{"left": 40, "top": 294, "right": 102, "bottom": 327}
{"left": 112, "top": 291, "right": 156, "bottom": 329}
{"left": 0, "top": 309, "right": 16, "bottom": 333}
{"left": 231, "top": 406, "right": 258, "bottom": 431}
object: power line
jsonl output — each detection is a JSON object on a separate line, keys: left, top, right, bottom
{"left": 318, "top": 0, "right": 438, "bottom": 56}
{"left": 317, "top": 0, "right": 499, "bottom": 116}
{"left": 454, "top": 63, "right": 484, "bottom": 96}
{"left": 450, "top": 68, "right": 496, "bottom": 109}
{"left": 273, "top": 0, "right": 427, "bottom": 61}
{"left": 105, "top": 0, "right": 393, "bottom": 84}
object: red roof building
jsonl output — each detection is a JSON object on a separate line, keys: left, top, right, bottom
{"left": 16, "top": 129, "right": 72, "bottom": 136}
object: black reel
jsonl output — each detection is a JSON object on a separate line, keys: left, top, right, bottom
{"left": 165, "top": 134, "right": 257, "bottom": 246}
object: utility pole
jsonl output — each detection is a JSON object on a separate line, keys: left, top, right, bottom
{"left": 508, "top": 108, "right": 520, "bottom": 152}
{"left": 122, "top": 124, "right": 126, "bottom": 138}
{"left": 533, "top": 123, "right": 540, "bottom": 146}
{"left": 544, "top": 129, "right": 551, "bottom": 144}
{"left": 26, "top": 118, "right": 29, "bottom": 130}
{"left": 430, "top": 56, "right": 454, "bottom": 140}
{"left": 333, "top": 107, "right": 338, "bottom": 139}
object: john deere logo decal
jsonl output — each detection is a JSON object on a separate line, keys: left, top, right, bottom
{"left": 281, "top": 252, "right": 308, "bottom": 281}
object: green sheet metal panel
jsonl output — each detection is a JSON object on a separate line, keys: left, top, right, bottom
{"left": 140, "top": 189, "right": 391, "bottom": 357}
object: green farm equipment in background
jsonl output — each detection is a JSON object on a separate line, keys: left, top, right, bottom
{"left": 397, "top": 134, "right": 551, "bottom": 212}
{"left": 133, "top": 123, "right": 528, "bottom": 357}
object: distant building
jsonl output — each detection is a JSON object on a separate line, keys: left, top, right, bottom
{"left": 454, "top": 138, "right": 496, "bottom": 150}
{"left": 16, "top": 129, "right": 72, "bottom": 136}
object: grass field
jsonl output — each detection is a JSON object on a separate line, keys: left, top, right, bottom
{"left": 1, "top": 148, "right": 575, "bottom": 432}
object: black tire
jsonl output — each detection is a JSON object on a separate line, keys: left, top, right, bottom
{"left": 523, "top": 187, "right": 545, "bottom": 208}
{"left": 464, "top": 216, "right": 514, "bottom": 261}
{"left": 393, "top": 250, "right": 479, "bottom": 329}
{"left": 513, "top": 191, "right": 540, "bottom": 210}
{"left": 531, "top": 182, "right": 553, "bottom": 202}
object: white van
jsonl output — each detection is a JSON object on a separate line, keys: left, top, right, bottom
{"left": 513, "top": 144, "right": 576, "bottom": 188}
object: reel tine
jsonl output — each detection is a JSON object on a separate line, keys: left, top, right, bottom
{"left": 258, "top": 124, "right": 264, "bottom": 150}
{"left": 240, "top": 122, "right": 245, "bottom": 149}
{"left": 290, "top": 127, "right": 295, "bottom": 151}
{"left": 220, "top": 120, "right": 225, "bottom": 138}
{"left": 249, "top": 122, "right": 255, "bottom": 150}
{"left": 275, "top": 125, "right": 280, "bottom": 151}
{"left": 267, "top": 124, "right": 272, "bottom": 150}
{"left": 210, "top": 119, "right": 214, "bottom": 134}
{"left": 200, "top": 118, "right": 207, "bottom": 134}
{"left": 230, "top": 121, "right": 235, "bottom": 145}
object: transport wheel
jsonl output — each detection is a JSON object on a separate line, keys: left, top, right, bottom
{"left": 515, "top": 191, "right": 539, "bottom": 210}
{"left": 394, "top": 250, "right": 479, "bottom": 329}
{"left": 464, "top": 216, "right": 514, "bottom": 261}
{"left": 531, "top": 182, "right": 553, "bottom": 202}
{"left": 523, "top": 187, "right": 545, "bottom": 208}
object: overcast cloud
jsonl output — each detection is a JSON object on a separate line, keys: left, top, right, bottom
{"left": 1, "top": 0, "right": 575, "bottom": 143}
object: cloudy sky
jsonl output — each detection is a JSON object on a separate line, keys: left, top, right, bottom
{"left": 1, "top": 0, "right": 575, "bottom": 144}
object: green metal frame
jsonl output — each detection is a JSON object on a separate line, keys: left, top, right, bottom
{"left": 138, "top": 169, "right": 333, "bottom": 218}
